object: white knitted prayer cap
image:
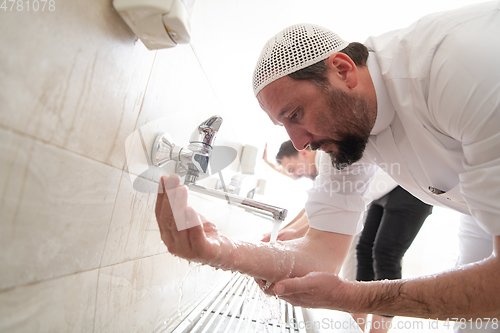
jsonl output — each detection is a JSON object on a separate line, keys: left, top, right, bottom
{"left": 252, "top": 24, "right": 349, "bottom": 97}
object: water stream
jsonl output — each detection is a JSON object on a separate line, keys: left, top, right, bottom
{"left": 269, "top": 220, "right": 282, "bottom": 243}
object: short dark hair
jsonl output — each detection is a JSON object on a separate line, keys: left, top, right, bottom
{"left": 275, "top": 140, "right": 312, "bottom": 164}
{"left": 275, "top": 140, "right": 298, "bottom": 164}
{"left": 288, "top": 42, "right": 369, "bottom": 87}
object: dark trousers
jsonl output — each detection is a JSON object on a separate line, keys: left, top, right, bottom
{"left": 356, "top": 186, "right": 433, "bottom": 282}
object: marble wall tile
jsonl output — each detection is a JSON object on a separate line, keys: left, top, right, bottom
{"left": 100, "top": 172, "right": 165, "bottom": 267}
{"left": 0, "top": 139, "right": 122, "bottom": 290}
{"left": 95, "top": 253, "right": 231, "bottom": 333}
{"left": 0, "top": 269, "right": 98, "bottom": 333}
{"left": 135, "top": 45, "right": 222, "bottom": 138}
{"left": 0, "top": 128, "right": 34, "bottom": 247}
{"left": 0, "top": 0, "right": 155, "bottom": 169}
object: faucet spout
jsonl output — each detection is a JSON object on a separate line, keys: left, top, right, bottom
{"left": 188, "top": 184, "right": 288, "bottom": 222}
{"left": 184, "top": 116, "right": 223, "bottom": 184}
{"left": 189, "top": 115, "right": 223, "bottom": 149}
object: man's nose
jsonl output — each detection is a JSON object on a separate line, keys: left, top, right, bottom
{"left": 285, "top": 125, "right": 311, "bottom": 151}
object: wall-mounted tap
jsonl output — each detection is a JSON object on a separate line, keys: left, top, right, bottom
{"left": 151, "top": 115, "right": 223, "bottom": 184}
{"left": 188, "top": 115, "right": 223, "bottom": 153}
{"left": 151, "top": 115, "right": 288, "bottom": 222}
{"left": 187, "top": 184, "right": 287, "bottom": 221}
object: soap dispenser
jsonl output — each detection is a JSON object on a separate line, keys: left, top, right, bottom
{"left": 113, "top": 0, "right": 191, "bottom": 50}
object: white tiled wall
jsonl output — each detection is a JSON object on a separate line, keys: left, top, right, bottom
{"left": 0, "top": 0, "right": 267, "bottom": 331}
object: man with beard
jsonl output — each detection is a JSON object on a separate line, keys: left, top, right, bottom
{"left": 155, "top": 2, "right": 500, "bottom": 326}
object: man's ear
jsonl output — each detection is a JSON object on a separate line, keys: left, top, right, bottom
{"left": 325, "top": 53, "right": 358, "bottom": 89}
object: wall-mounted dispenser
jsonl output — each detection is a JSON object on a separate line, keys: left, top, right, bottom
{"left": 113, "top": 0, "right": 191, "bottom": 50}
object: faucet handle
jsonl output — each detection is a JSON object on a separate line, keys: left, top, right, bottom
{"left": 151, "top": 133, "right": 207, "bottom": 177}
{"left": 151, "top": 133, "right": 176, "bottom": 167}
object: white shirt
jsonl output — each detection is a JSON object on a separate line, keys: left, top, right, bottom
{"left": 314, "top": 150, "right": 322, "bottom": 169}
{"left": 306, "top": 1, "right": 500, "bottom": 236}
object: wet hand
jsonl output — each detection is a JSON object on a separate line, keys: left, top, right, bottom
{"left": 261, "top": 229, "right": 299, "bottom": 242}
{"left": 273, "top": 272, "right": 350, "bottom": 310}
{"left": 155, "top": 175, "right": 233, "bottom": 267}
{"left": 254, "top": 278, "right": 277, "bottom": 295}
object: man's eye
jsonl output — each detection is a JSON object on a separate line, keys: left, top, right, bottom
{"left": 288, "top": 109, "right": 300, "bottom": 120}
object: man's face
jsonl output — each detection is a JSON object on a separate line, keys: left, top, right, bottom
{"left": 257, "top": 75, "right": 374, "bottom": 170}
{"left": 280, "top": 152, "right": 317, "bottom": 180}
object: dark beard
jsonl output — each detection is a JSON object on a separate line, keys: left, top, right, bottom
{"left": 310, "top": 135, "right": 368, "bottom": 170}
{"left": 310, "top": 88, "right": 372, "bottom": 171}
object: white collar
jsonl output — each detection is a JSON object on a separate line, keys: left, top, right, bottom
{"left": 367, "top": 51, "right": 396, "bottom": 135}
{"left": 314, "top": 150, "right": 321, "bottom": 166}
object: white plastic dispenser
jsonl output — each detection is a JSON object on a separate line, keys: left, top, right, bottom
{"left": 113, "top": 0, "right": 191, "bottom": 50}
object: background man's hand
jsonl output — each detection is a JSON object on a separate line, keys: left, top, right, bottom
{"left": 261, "top": 229, "right": 300, "bottom": 242}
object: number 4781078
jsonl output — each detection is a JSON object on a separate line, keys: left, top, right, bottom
{"left": 1, "top": 0, "right": 56, "bottom": 11}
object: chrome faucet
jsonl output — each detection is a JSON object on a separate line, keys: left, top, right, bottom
{"left": 151, "top": 115, "right": 288, "bottom": 222}
{"left": 151, "top": 115, "right": 223, "bottom": 184}
{"left": 187, "top": 184, "right": 287, "bottom": 221}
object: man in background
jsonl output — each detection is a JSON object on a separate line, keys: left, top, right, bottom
{"left": 263, "top": 141, "right": 434, "bottom": 333}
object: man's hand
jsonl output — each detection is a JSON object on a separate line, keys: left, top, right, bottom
{"left": 274, "top": 237, "right": 500, "bottom": 319}
{"left": 262, "top": 143, "right": 268, "bottom": 161}
{"left": 273, "top": 272, "right": 354, "bottom": 310}
{"left": 155, "top": 175, "right": 234, "bottom": 268}
{"left": 261, "top": 229, "right": 300, "bottom": 242}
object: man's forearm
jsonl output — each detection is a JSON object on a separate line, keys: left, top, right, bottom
{"left": 350, "top": 255, "right": 500, "bottom": 319}
{"left": 229, "top": 240, "right": 296, "bottom": 282}
{"left": 227, "top": 229, "right": 352, "bottom": 284}
{"left": 295, "top": 223, "right": 309, "bottom": 237}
